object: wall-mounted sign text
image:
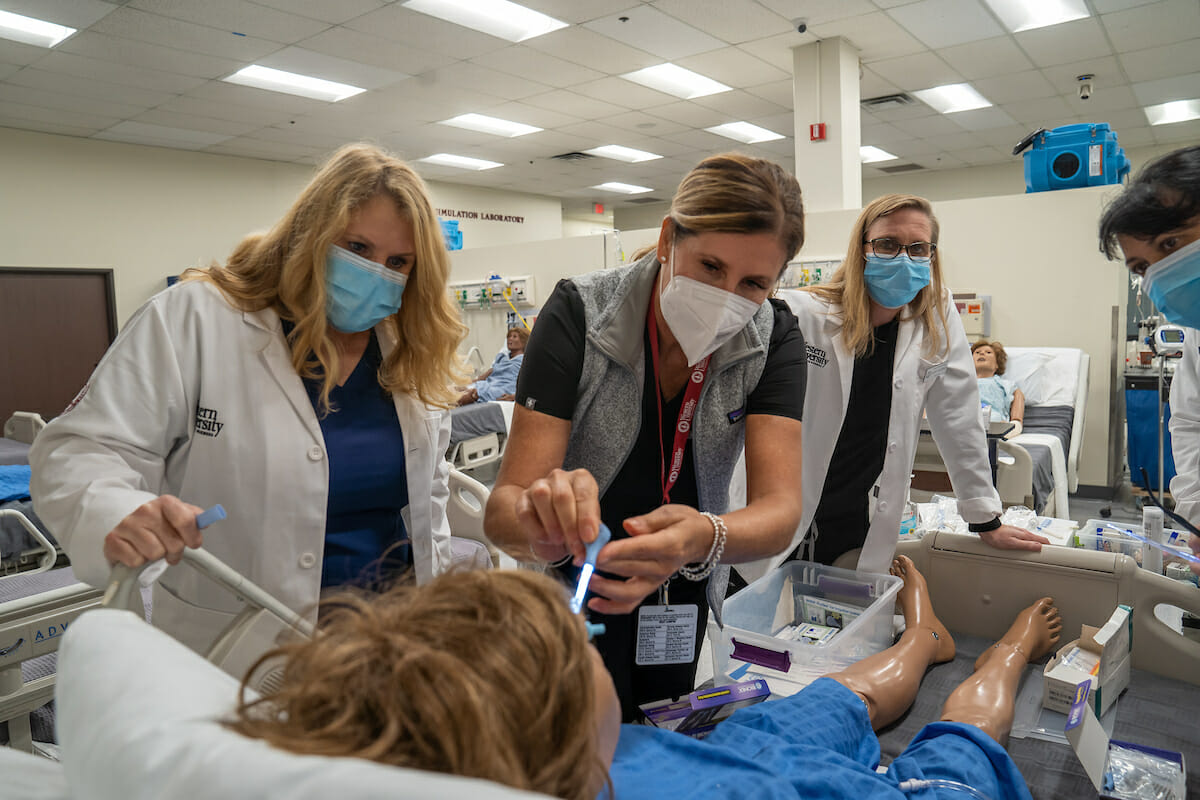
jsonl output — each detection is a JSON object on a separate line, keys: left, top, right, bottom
{"left": 437, "top": 208, "right": 525, "bottom": 224}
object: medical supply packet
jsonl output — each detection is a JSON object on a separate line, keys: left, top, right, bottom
{"left": 1043, "top": 605, "right": 1132, "bottom": 716}
{"left": 800, "top": 595, "right": 862, "bottom": 629}
{"left": 639, "top": 679, "right": 770, "bottom": 739}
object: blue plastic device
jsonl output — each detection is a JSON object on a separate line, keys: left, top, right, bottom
{"left": 1014, "top": 123, "right": 1130, "bottom": 193}
{"left": 569, "top": 523, "right": 612, "bottom": 615}
{"left": 438, "top": 218, "right": 463, "bottom": 251}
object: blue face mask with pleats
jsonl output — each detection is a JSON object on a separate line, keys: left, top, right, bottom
{"left": 1142, "top": 237, "right": 1200, "bottom": 330}
{"left": 324, "top": 244, "right": 408, "bottom": 333}
{"left": 863, "top": 253, "right": 932, "bottom": 309}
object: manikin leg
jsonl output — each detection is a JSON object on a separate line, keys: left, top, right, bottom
{"left": 829, "top": 556, "right": 956, "bottom": 730}
{"left": 940, "top": 598, "right": 1062, "bottom": 745}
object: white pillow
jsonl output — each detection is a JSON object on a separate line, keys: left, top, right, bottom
{"left": 56, "top": 609, "right": 549, "bottom": 800}
{"left": 1004, "top": 347, "right": 1082, "bottom": 407}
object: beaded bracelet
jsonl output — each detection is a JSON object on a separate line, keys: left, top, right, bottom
{"left": 679, "top": 512, "right": 727, "bottom": 581}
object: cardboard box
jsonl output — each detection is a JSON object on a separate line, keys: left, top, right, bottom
{"left": 1043, "top": 605, "right": 1132, "bottom": 716}
{"left": 639, "top": 679, "right": 770, "bottom": 739}
{"left": 1064, "top": 682, "right": 1187, "bottom": 799}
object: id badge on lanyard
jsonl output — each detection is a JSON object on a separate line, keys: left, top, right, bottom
{"left": 647, "top": 303, "right": 708, "bottom": 506}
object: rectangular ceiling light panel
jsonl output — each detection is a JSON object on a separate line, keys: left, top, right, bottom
{"left": 1144, "top": 99, "right": 1200, "bottom": 126}
{"left": 584, "top": 145, "right": 662, "bottom": 162}
{"left": 0, "top": 9, "right": 76, "bottom": 48}
{"left": 402, "top": 0, "right": 567, "bottom": 42}
{"left": 705, "top": 121, "right": 785, "bottom": 144}
{"left": 982, "top": 0, "right": 1089, "bottom": 32}
{"left": 860, "top": 146, "right": 899, "bottom": 163}
{"left": 440, "top": 113, "right": 542, "bottom": 137}
{"left": 420, "top": 153, "right": 504, "bottom": 170}
{"left": 224, "top": 65, "right": 366, "bottom": 102}
{"left": 622, "top": 64, "right": 731, "bottom": 100}
{"left": 913, "top": 83, "right": 993, "bottom": 114}
{"left": 593, "top": 182, "right": 653, "bottom": 194}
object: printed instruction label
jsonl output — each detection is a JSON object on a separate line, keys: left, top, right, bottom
{"left": 636, "top": 604, "right": 699, "bottom": 666}
{"left": 1089, "top": 144, "right": 1102, "bottom": 177}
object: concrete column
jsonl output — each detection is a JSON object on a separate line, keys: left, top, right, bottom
{"left": 793, "top": 37, "right": 862, "bottom": 212}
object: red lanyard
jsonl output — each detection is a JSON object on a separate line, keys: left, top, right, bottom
{"left": 647, "top": 300, "right": 709, "bottom": 505}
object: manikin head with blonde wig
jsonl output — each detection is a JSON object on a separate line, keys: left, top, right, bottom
{"left": 230, "top": 569, "right": 621, "bottom": 800}
{"left": 189, "top": 142, "right": 466, "bottom": 411}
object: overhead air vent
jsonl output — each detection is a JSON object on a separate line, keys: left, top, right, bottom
{"left": 877, "top": 163, "right": 925, "bottom": 174}
{"left": 861, "top": 93, "right": 915, "bottom": 112}
{"left": 627, "top": 196, "right": 665, "bottom": 204}
{"left": 551, "top": 151, "right": 595, "bottom": 161}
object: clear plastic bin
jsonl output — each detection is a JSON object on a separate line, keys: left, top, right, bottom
{"left": 1077, "top": 519, "right": 1191, "bottom": 569}
{"left": 710, "top": 561, "right": 901, "bottom": 690}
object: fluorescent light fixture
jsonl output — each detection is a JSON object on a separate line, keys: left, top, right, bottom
{"left": 440, "top": 113, "right": 542, "bottom": 138}
{"left": 860, "top": 146, "right": 899, "bottom": 163}
{"left": 592, "top": 182, "right": 653, "bottom": 195}
{"left": 223, "top": 65, "right": 365, "bottom": 102}
{"left": 0, "top": 9, "right": 76, "bottom": 48}
{"left": 419, "top": 153, "right": 503, "bottom": 171}
{"left": 402, "top": 0, "right": 567, "bottom": 42}
{"left": 913, "top": 83, "right": 992, "bottom": 114}
{"left": 583, "top": 145, "right": 662, "bottom": 163}
{"left": 982, "top": 0, "right": 1088, "bottom": 32}
{"left": 1144, "top": 99, "right": 1200, "bottom": 126}
{"left": 705, "top": 121, "right": 785, "bottom": 144}
{"left": 622, "top": 64, "right": 731, "bottom": 100}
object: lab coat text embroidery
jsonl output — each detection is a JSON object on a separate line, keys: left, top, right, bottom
{"left": 806, "top": 345, "right": 828, "bottom": 368}
{"left": 195, "top": 406, "right": 225, "bottom": 438}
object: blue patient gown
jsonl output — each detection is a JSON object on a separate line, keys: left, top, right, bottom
{"left": 605, "top": 678, "right": 1032, "bottom": 800}
{"left": 472, "top": 353, "right": 523, "bottom": 402}
{"left": 977, "top": 376, "right": 1016, "bottom": 421}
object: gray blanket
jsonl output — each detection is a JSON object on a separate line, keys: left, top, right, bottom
{"left": 1018, "top": 405, "right": 1074, "bottom": 514}
{"left": 0, "top": 438, "right": 30, "bottom": 467}
{"left": 449, "top": 402, "right": 507, "bottom": 446}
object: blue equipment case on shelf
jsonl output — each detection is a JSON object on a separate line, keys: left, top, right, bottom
{"left": 1016, "top": 123, "right": 1131, "bottom": 193}
{"left": 439, "top": 217, "right": 463, "bottom": 251}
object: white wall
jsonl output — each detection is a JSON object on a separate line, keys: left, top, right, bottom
{"left": 0, "top": 127, "right": 566, "bottom": 327}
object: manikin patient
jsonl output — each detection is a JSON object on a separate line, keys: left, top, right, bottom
{"left": 973, "top": 340, "right": 1025, "bottom": 439}
{"left": 231, "top": 559, "right": 1060, "bottom": 799}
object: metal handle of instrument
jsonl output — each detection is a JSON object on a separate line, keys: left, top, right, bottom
{"left": 0, "top": 509, "right": 58, "bottom": 579}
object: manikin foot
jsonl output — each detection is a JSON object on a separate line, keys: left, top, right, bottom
{"left": 974, "top": 597, "right": 1062, "bottom": 670}
{"left": 891, "top": 556, "right": 955, "bottom": 663}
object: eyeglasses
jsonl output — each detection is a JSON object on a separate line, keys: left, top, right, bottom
{"left": 864, "top": 238, "right": 937, "bottom": 259}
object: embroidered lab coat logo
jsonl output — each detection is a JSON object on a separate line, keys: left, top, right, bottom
{"left": 195, "top": 406, "right": 224, "bottom": 438}
{"left": 806, "top": 344, "right": 828, "bottom": 368}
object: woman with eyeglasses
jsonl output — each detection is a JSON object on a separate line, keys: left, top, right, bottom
{"left": 744, "top": 194, "right": 1048, "bottom": 578}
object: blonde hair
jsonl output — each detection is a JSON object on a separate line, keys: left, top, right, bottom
{"left": 230, "top": 570, "right": 607, "bottom": 800}
{"left": 808, "top": 194, "right": 950, "bottom": 359}
{"left": 185, "top": 143, "right": 466, "bottom": 411}
{"left": 666, "top": 153, "right": 805, "bottom": 269}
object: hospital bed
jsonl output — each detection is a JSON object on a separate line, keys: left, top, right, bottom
{"left": 448, "top": 400, "right": 514, "bottom": 474}
{"left": 914, "top": 347, "right": 1089, "bottom": 518}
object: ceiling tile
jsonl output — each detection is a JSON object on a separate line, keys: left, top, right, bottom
{"left": 525, "top": 26, "right": 660, "bottom": 74}
{"left": 923, "top": 131, "right": 985, "bottom": 151}
{"left": 1066, "top": 83, "right": 1139, "bottom": 114}
{"left": 573, "top": 76, "right": 678, "bottom": 111}
{"left": 887, "top": 0, "right": 1005, "bottom": 49}
{"left": 1101, "top": 0, "right": 1200, "bottom": 52}
{"left": 0, "top": 82, "right": 149, "bottom": 119}
{"left": 130, "top": 108, "right": 261, "bottom": 136}
{"left": 1120, "top": 40, "right": 1200, "bottom": 84}
{"left": 972, "top": 70, "right": 1057, "bottom": 104}
{"left": 813, "top": 12, "right": 927, "bottom": 62}
{"left": 256, "top": 46, "right": 409, "bottom": 90}
{"left": 127, "top": 0, "right": 329, "bottom": 43}
{"left": 342, "top": 5, "right": 509, "bottom": 60}
{"left": 861, "top": 122, "right": 911, "bottom": 145}
{"left": 746, "top": 79, "right": 794, "bottom": 108}
{"left": 644, "top": 100, "right": 731, "bottom": 128}
{"left": 185, "top": 80, "right": 329, "bottom": 114}
{"left": 294, "top": 27, "right": 456, "bottom": 75}
{"left": 859, "top": 68, "right": 903, "bottom": 99}
{"left": 975, "top": 124, "right": 1035, "bottom": 148}
{"left": 0, "top": 115, "right": 107, "bottom": 137}
{"left": 949, "top": 145, "right": 1009, "bottom": 165}
{"left": 938, "top": 36, "right": 1034, "bottom": 80}
{"left": 0, "top": 0, "right": 118, "bottom": 30}
{"left": 478, "top": 100, "right": 585, "bottom": 130}
{"left": 89, "top": 7, "right": 280, "bottom": 61}
{"left": 0, "top": 101, "right": 119, "bottom": 131}
{"left": 734, "top": 31, "right": 817, "bottom": 73}
{"left": 1112, "top": 125, "right": 1156, "bottom": 146}
{"left": 886, "top": 137, "right": 943, "bottom": 156}
{"left": 1015, "top": 18, "right": 1113, "bottom": 68}
{"left": 5, "top": 67, "right": 177, "bottom": 108}
{"left": 203, "top": 134, "right": 325, "bottom": 159}
{"left": 519, "top": 0, "right": 644, "bottom": 25}
{"left": 94, "top": 120, "right": 233, "bottom": 149}
{"left": 893, "top": 115, "right": 967, "bottom": 137}
{"left": 470, "top": 46, "right": 604, "bottom": 90}
{"left": 949, "top": 107, "right": 1019, "bottom": 130}
{"left": 32, "top": 50, "right": 208, "bottom": 93}
{"left": 1153, "top": 117, "right": 1200, "bottom": 144}
{"left": 911, "top": 151, "right": 967, "bottom": 169}
{"left": 651, "top": 0, "right": 792, "bottom": 44}
{"left": 522, "top": 89, "right": 630, "bottom": 120}
{"left": 248, "top": 0, "right": 387, "bottom": 25}
{"left": 583, "top": 6, "right": 724, "bottom": 60}
{"left": 756, "top": 0, "right": 879, "bottom": 25}
{"left": 57, "top": 31, "right": 244, "bottom": 78}
{"left": 870, "top": 52, "right": 963, "bottom": 92}
{"left": 421, "top": 61, "right": 552, "bottom": 101}
{"left": 154, "top": 94, "right": 300, "bottom": 126}
{"left": 1002, "top": 95, "right": 1075, "bottom": 124}
{"left": 675, "top": 48, "right": 789, "bottom": 89}
{"left": 0, "top": 39, "right": 57, "bottom": 67}
{"left": 1092, "top": 0, "right": 1162, "bottom": 11}
{"left": 1132, "top": 72, "right": 1200, "bottom": 106}
{"left": 691, "top": 89, "right": 789, "bottom": 119}
{"left": 1040, "top": 56, "right": 1123, "bottom": 93}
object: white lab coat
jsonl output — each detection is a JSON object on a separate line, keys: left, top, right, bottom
{"left": 739, "top": 287, "right": 1002, "bottom": 580}
{"left": 30, "top": 281, "right": 453, "bottom": 655}
{"left": 1168, "top": 327, "right": 1200, "bottom": 523}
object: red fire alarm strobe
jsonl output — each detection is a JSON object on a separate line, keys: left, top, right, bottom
{"left": 593, "top": 202, "right": 605, "bottom": 215}
{"left": 810, "top": 123, "right": 826, "bottom": 141}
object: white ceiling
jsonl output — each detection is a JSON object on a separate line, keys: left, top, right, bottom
{"left": 1, "top": 0, "right": 1197, "bottom": 212}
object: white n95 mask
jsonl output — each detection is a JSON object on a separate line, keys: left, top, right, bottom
{"left": 658, "top": 249, "right": 762, "bottom": 365}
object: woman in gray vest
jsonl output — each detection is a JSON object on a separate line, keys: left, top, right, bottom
{"left": 485, "top": 154, "right": 808, "bottom": 720}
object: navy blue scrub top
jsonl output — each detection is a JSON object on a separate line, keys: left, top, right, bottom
{"left": 296, "top": 329, "right": 410, "bottom": 588}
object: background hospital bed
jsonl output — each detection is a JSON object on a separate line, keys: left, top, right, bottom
{"left": 914, "top": 347, "right": 1089, "bottom": 518}
{"left": 447, "top": 400, "right": 514, "bottom": 474}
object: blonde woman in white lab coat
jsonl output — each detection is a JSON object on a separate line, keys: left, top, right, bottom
{"left": 772, "top": 193, "right": 1048, "bottom": 575}
{"left": 30, "top": 143, "right": 466, "bottom": 655}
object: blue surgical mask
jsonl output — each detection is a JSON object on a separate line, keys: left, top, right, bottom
{"left": 863, "top": 253, "right": 932, "bottom": 309}
{"left": 325, "top": 244, "right": 408, "bottom": 333}
{"left": 1143, "top": 237, "right": 1200, "bottom": 330}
